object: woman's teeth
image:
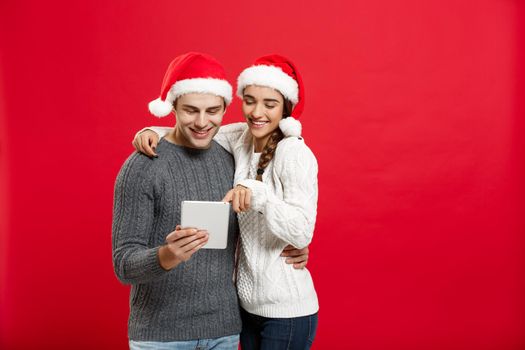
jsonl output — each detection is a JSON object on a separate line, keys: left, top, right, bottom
{"left": 250, "top": 120, "right": 269, "bottom": 128}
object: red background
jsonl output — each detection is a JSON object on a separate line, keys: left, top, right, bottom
{"left": 1, "top": 0, "right": 524, "bottom": 349}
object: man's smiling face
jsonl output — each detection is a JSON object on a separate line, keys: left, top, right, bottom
{"left": 173, "top": 93, "right": 226, "bottom": 149}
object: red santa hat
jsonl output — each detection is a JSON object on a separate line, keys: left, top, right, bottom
{"left": 236, "top": 54, "right": 305, "bottom": 119}
{"left": 148, "top": 52, "right": 233, "bottom": 118}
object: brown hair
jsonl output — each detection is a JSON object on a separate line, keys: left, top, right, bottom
{"left": 255, "top": 98, "right": 293, "bottom": 181}
{"left": 172, "top": 97, "right": 227, "bottom": 111}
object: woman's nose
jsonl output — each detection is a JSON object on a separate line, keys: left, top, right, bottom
{"left": 252, "top": 103, "right": 265, "bottom": 118}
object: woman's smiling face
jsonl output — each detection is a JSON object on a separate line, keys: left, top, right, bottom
{"left": 242, "top": 85, "right": 285, "bottom": 150}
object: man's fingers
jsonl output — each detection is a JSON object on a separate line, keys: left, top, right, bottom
{"left": 181, "top": 234, "right": 209, "bottom": 252}
{"left": 281, "top": 246, "right": 309, "bottom": 257}
{"left": 188, "top": 240, "right": 209, "bottom": 255}
{"left": 281, "top": 249, "right": 300, "bottom": 257}
{"left": 281, "top": 248, "right": 300, "bottom": 257}
{"left": 293, "top": 261, "right": 307, "bottom": 269}
{"left": 281, "top": 245, "right": 309, "bottom": 269}
{"left": 285, "top": 255, "right": 307, "bottom": 264}
{"left": 281, "top": 244, "right": 294, "bottom": 253}
{"left": 172, "top": 231, "right": 207, "bottom": 248}
{"left": 180, "top": 230, "right": 207, "bottom": 246}
{"left": 165, "top": 228, "right": 197, "bottom": 242}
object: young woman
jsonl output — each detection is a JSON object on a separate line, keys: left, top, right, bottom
{"left": 136, "top": 55, "right": 319, "bottom": 350}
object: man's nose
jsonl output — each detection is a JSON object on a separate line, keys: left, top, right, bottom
{"left": 194, "top": 112, "right": 208, "bottom": 128}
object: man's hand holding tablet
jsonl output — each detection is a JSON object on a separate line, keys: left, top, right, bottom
{"left": 158, "top": 226, "right": 209, "bottom": 271}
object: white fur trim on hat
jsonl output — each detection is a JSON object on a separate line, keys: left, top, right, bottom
{"left": 237, "top": 65, "right": 299, "bottom": 104}
{"left": 279, "top": 117, "right": 302, "bottom": 137}
{"left": 171, "top": 78, "right": 232, "bottom": 105}
{"left": 149, "top": 77, "right": 233, "bottom": 118}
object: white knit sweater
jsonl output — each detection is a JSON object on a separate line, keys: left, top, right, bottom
{"left": 151, "top": 122, "right": 319, "bottom": 318}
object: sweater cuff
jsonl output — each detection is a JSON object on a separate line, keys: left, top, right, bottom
{"left": 237, "top": 179, "right": 268, "bottom": 213}
{"left": 129, "top": 247, "right": 168, "bottom": 283}
{"left": 149, "top": 126, "right": 171, "bottom": 139}
{"left": 146, "top": 246, "right": 168, "bottom": 276}
{"left": 135, "top": 126, "right": 170, "bottom": 140}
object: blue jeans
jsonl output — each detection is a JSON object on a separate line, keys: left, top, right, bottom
{"left": 129, "top": 334, "right": 239, "bottom": 350}
{"left": 240, "top": 308, "right": 318, "bottom": 350}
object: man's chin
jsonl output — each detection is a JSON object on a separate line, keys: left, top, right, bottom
{"left": 189, "top": 137, "right": 214, "bottom": 149}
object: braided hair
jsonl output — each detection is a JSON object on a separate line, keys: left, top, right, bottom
{"left": 255, "top": 98, "right": 293, "bottom": 181}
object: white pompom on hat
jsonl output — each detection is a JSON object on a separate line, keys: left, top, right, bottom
{"left": 279, "top": 117, "right": 302, "bottom": 137}
{"left": 148, "top": 52, "right": 233, "bottom": 118}
{"left": 236, "top": 54, "right": 305, "bottom": 119}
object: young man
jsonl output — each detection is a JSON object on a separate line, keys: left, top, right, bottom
{"left": 112, "top": 52, "right": 307, "bottom": 350}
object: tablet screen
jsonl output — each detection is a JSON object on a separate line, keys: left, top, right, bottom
{"left": 180, "top": 201, "right": 230, "bottom": 249}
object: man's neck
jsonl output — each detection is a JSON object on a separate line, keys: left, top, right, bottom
{"left": 164, "top": 129, "right": 180, "bottom": 145}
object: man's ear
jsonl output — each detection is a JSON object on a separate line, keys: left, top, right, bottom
{"left": 172, "top": 99, "right": 178, "bottom": 117}
{"left": 222, "top": 99, "right": 228, "bottom": 115}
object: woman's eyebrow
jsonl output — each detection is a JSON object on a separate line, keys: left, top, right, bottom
{"left": 243, "top": 95, "right": 280, "bottom": 103}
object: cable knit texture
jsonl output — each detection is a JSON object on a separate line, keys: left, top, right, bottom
{"left": 112, "top": 140, "right": 241, "bottom": 341}
{"left": 151, "top": 122, "right": 319, "bottom": 318}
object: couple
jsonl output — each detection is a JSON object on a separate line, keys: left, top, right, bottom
{"left": 112, "top": 52, "right": 319, "bottom": 350}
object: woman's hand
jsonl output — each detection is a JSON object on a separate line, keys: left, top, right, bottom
{"left": 222, "top": 185, "right": 252, "bottom": 213}
{"left": 132, "top": 129, "right": 159, "bottom": 157}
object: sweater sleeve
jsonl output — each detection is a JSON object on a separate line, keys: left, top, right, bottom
{"left": 112, "top": 154, "right": 168, "bottom": 285}
{"left": 141, "top": 123, "right": 247, "bottom": 154}
{"left": 238, "top": 139, "right": 318, "bottom": 248}
{"left": 146, "top": 126, "right": 171, "bottom": 139}
{"left": 212, "top": 122, "right": 247, "bottom": 153}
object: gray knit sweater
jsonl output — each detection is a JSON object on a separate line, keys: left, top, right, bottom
{"left": 112, "top": 139, "right": 241, "bottom": 341}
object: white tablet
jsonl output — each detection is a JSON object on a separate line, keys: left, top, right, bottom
{"left": 180, "top": 201, "right": 230, "bottom": 249}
